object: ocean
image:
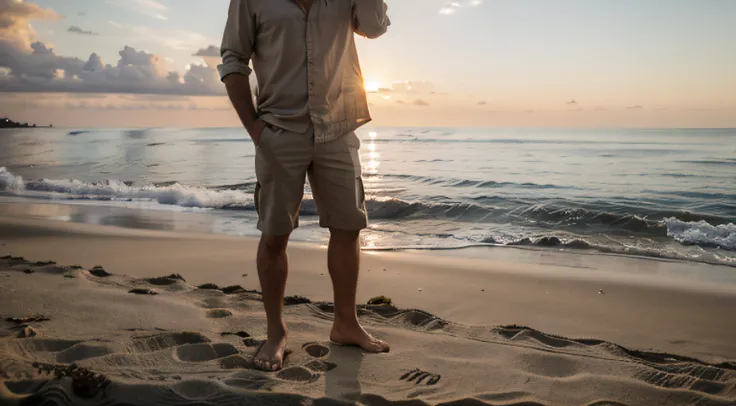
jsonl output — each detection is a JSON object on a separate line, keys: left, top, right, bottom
{"left": 1, "top": 127, "right": 734, "bottom": 267}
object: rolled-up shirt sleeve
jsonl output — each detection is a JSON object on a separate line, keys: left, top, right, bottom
{"left": 218, "top": 0, "right": 255, "bottom": 81}
{"left": 352, "top": 0, "right": 390, "bottom": 39}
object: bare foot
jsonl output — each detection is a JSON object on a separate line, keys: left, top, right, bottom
{"left": 253, "top": 326, "right": 288, "bottom": 371}
{"left": 330, "top": 320, "right": 389, "bottom": 353}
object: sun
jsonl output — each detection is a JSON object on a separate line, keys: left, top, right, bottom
{"left": 364, "top": 80, "right": 381, "bottom": 93}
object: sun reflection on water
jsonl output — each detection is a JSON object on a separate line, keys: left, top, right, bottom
{"left": 360, "top": 230, "right": 380, "bottom": 249}
{"left": 360, "top": 131, "right": 383, "bottom": 249}
{"left": 363, "top": 131, "right": 380, "bottom": 176}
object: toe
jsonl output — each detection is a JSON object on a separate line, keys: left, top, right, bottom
{"left": 368, "top": 339, "right": 390, "bottom": 353}
{"left": 254, "top": 356, "right": 272, "bottom": 371}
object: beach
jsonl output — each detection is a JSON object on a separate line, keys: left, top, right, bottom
{"left": 3, "top": 0, "right": 735, "bottom": 403}
{"left": 1, "top": 215, "right": 734, "bottom": 405}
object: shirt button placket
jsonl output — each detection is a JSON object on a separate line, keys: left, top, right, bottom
{"left": 306, "top": 16, "right": 316, "bottom": 133}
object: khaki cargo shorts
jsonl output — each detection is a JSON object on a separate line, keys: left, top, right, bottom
{"left": 254, "top": 125, "right": 368, "bottom": 235}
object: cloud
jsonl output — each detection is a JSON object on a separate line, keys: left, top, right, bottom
{"left": 365, "top": 80, "right": 435, "bottom": 96}
{"left": 626, "top": 105, "right": 644, "bottom": 109}
{"left": 68, "top": 25, "right": 97, "bottom": 35}
{"left": 0, "top": 43, "right": 224, "bottom": 95}
{"left": 391, "top": 80, "right": 434, "bottom": 94}
{"left": 0, "top": 0, "right": 60, "bottom": 51}
{"left": 83, "top": 53, "right": 103, "bottom": 71}
{"left": 413, "top": 99, "right": 430, "bottom": 106}
{"left": 108, "top": 0, "right": 168, "bottom": 21}
{"left": 0, "top": 2, "right": 224, "bottom": 95}
{"left": 439, "top": 0, "right": 482, "bottom": 15}
{"left": 193, "top": 45, "right": 220, "bottom": 57}
{"left": 193, "top": 45, "right": 221, "bottom": 69}
{"left": 438, "top": 6, "right": 457, "bottom": 15}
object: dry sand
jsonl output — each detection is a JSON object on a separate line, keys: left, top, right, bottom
{"left": 0, "top": 216, "right": 734, "bottom": 405}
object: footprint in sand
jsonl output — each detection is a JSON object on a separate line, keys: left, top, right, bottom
{"left": 5, "top": 315, "right": 50, "bottom": 324}
{"left": 242, "top": 338, "right": 261, "bottom": 348}
{"left": 302, "top": 342, "right": 330, "bottom": 358}
{"left": 276, "top": 366, "right": 320, "bottom": 383}
{"left": 205, "top": 309, "right": 233, "bottom": 318}
{"left": 400, "top": 368, "right": 441, "bottom": 386}
{"left": 219, "top": 355, "right": 253, "bottom": 370}
{"left": 56, "top": 343, "right": 115, "bottom": 363}
{"left": 19, "top": 338, "right": 82, "bottom": 353}
{"left": 273, "top": 343, "right": 336, "bottom": 382}
{"left": 219, "top": 341, "right": 336, "bottom": 382}
{"left": 175, "top": 343, "right": 239, "bottom": 363}
{"left": 275, "top": 358, "right": 337, "bottom": 383}
{"left": 220, "top": 331, "right": 251, "bottom": 338}
{"left": 128, "top": 288, "right": 158, "bottom": 295}
{"left": 304, "top": 359, "right": 337, "bottom": 373}
{"left": 131, "top": 332, "right": 210, "bottom": 353}
{"left": 89, "top": 266, "right": 111, "bottom": 277}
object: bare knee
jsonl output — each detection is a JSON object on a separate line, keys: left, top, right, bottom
{"left": 329, "top": 228, "right": 360, "bottom": 243}
{"left": 260, "top": 234, "right": 290, "bottom": 257}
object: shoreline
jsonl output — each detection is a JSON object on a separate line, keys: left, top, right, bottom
{"left": 1, "top": 216, "right": 735, "bottom": 404}
{"left": 1, "top": 199, "right": 734, "bottom": 275}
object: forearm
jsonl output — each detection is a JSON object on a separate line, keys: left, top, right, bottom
{"left": 224, "top": 74, "right": 259, "bottom": 133}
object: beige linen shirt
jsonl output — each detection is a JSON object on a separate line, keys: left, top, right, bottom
{"left": 218, "top": 0, "right": 390, "bottom": 143}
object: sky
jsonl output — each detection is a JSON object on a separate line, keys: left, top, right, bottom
{"left": 1, "top": 0, "right": 735, "bottom": 128}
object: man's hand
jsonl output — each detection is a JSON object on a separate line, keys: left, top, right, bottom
{"left": 247, "top": 119, "right": 267, "bottom": 147}
{"left": 353, "top": 1, "right": 389, "bottom": 39}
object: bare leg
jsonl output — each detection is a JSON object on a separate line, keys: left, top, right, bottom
{"left": 328, "top": 228, "right": 390, "bottom": 353}
{"left": 254, "top": 234, "right": 290, "bottom": 371}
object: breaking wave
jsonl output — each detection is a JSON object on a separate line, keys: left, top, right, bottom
{"left": 1, "top": 167, "right": 734, "bottom": 257}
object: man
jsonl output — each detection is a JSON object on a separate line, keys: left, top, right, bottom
{"left": 218, "top": 0, "right": 390, "bottom": 371}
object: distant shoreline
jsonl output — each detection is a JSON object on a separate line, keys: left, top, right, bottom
{"left": 1, "top": 117, "right": 52, "bottom": 129}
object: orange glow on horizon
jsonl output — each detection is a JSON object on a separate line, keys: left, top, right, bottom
{"left": 364, "top": 80, "right": 381, "bottom": 93}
